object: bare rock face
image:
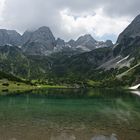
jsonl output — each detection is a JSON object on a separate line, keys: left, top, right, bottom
{"left": 0, "top": 29, "right": 22, "bottom": 46}
{"left": 114, "top": 14, "right": 140, "bottom": 56}
{"left": 55, "top": 38, "right": 65, "bottom": 50}
{"left": 67, "top": 39, "right": 76, "bottom": 48}
{"left": 0, "top": 29, "right": 9, "bottom": 46}
{"left": 22, "top": 26, "right": 56, "bottom": 55}
{"left": 105, "top": 40, "right": 113, "bottom": 47}
{"left": 75, "top": 34, "right": 97, "bottom": 50}
{"left": 21, "top": 31, "right": 33, "bottom": 45}
{"left": 29, "top": 26, "right": 55, "bottom": 46}
{"left": 117, "top": 14, "right": 140, "bottom": 44}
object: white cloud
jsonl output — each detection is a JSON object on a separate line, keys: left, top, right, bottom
{"left": 60, "top": 8, "right": 131, "bottom": 41}
{"left": 0, "top": 0, "right": 5, "bottom": 21}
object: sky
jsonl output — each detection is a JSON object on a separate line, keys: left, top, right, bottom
{"left": 0, "top": 0, "right": 140, "bottom": 42}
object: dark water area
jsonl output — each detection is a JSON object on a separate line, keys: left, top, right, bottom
{"left": 0, "top": 89, "right": 140, "bottom": 140}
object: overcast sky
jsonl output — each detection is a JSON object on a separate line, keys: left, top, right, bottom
{"left": 0, "top": 0, "right": 140, "bottom": 42}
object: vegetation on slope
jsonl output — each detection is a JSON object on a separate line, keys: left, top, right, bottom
{"left": 0, "top": 43, "right": 140, "bottom": 89}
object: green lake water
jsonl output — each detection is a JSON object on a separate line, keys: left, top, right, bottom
{"left": 0, "top": 89, "right": 140, "bottom": 140}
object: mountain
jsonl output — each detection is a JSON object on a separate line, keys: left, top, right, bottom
{"left": 0, "top": 26, "right": 113, "bottom": 56}
{"left": 96, "top": 14, "right": 140, "bottom": 71}
{"left": 0, "top": 29, "right": 22, "bottom": 46}
{"left": 69, "top": 34, "right": 113, "bottom": 53}
{"left": 0, "top": 44, "right": 52, "bottom": 79}
{"left": 117, "top": 14, "right": 140, "bottom": 43}
{"left": 1, "top": 14, "right": 140, "bottom": 87}
{"left": 54, "top": 38, "right": 66, "bottom": 52}
{"left": 67, "top": 39, "right": 76, "bottom": 48}
{"left": 22, "top": 26, "right": 56, "bottom": 55}
{"left": 100, "top": 14, "right": 140, "bottom": 86}
{"left": 21, "top": 30, "right": 33, "bottom": 45}
{"left": 0, "top": 27, "right": 114, "bottom": 83}
{"left": 75, "top": 34, "right": 97, "bottom": 51}
{"left": 114, "top": 14, "right": 140, "bottom": 57}
{"left": 50, "top": 47, "right": 112, "bottom": 78}
{"left": 0, "top": 45, "right": 29, "bottom": 77}
{"left": 49, "top": 14, "right": 140, "bottom": 86}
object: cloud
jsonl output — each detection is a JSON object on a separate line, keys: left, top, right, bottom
{"left": 0, "top": 0, "right": 139, "bottom": 42}
{"left": 0, "top": 0, "right": 5, "bottom": 21}
{"left": 60, "top": 8, "right": 130, "bottom": 41}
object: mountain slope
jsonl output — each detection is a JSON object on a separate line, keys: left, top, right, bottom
{"left": 117, "top": 14, "right": 140, "bottom": 43}
{"left": 114, "top": 14, "right": 140, "bottom": 56}
{"left": 75, "top": 34, "right": 113, "bottom": 52}
{"left": 48, "top": 47, "right": 112, "bottom": 79}
{"left": 0, "top": 45, "right": 53, "bottom": 80}
{"left": 0, "top": 45, "right": 29, "bottom": 78}
{"left": 0, "top": 29, "right": 22, "bottom": 46}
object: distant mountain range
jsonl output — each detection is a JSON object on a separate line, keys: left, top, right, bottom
{"left": 0, "top": 26, "right": 113, "bottom": 55}
{"left": 0, "top": 14, "right": 140, "bottom": 88}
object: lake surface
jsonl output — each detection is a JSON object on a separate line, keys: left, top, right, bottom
{"left": 0, "top": 89, "right": 140, "bottom": 140}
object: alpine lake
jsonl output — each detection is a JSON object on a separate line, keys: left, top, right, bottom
{"left": 0, "top": 88, "right": 140, "bottom": 140}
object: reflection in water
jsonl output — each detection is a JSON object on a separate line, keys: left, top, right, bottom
{"left": 0, "top": 89, "right": 140, "bottom": 140}
{"left": 130, "top": 90, "right": 140, "bottom": 96}
{"left": 91, "top": 134, "right": 117, "bottom": 140}
{"left": 50, "top": 132, "right": 76, "bottom": 140}
{"left": 50, "top": 133, "right": 118, "bottom": 140}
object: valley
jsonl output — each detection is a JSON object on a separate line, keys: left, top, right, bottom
{"left": 0, "top": 15, "right": 140, "bottom": 90}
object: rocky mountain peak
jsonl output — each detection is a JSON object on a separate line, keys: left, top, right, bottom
{"left": 22, "top": 26, "right": 56, "bottom": 55}
{"left": 76, "top": 34, "right": 96, "bottom": 44}
{"left": 0, "top": 26, "right": 113, "bottom": 56}
{"left": 105, "top": 40, "right": 113, "bottom": 47}
{"left": 67, "top": 39, "right": 76, "bottom": 47}
{"left": 56, "top": 38, "right": 65, "bottom": 45}
{"left": 21, "top": 31, "right": 33, "bottom": 45}
{"left": 117, "top": 14, "right": 140, "bottom": 43}
{"left": 38, "top": 26, "right": 51, "bottom": 31}
{"left": 30, "top": 26, "right": 55, "bottom": 42}
{"left": 113, "top": 14, "right": 140, "bottom": 56}
{"left": 75, "top": 34, "right": 98, "bottom": 51}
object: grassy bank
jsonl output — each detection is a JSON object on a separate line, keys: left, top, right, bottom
{"left": 0, "top": 80, "right": 69, "bottom": 93}
{"left": 0, "top": 81, "right": 36, "bottom": 92}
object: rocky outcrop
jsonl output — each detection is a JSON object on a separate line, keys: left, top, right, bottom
{"left": 0, "top": 29, "right": 22, "bottom": 46}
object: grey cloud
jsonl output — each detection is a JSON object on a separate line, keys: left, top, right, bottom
{"left": 104, "top": 0, "right": 140, "bottom": 17}
{"left": 1, "top": 0, "right": 140, "bottom": 41}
